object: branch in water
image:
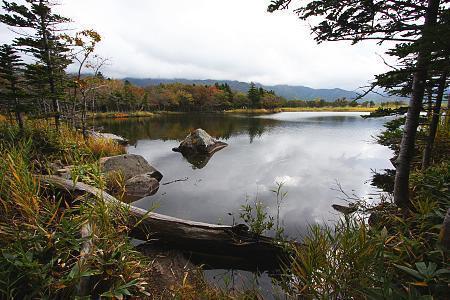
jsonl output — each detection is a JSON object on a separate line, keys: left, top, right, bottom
{"left": 162, "top": 177, "right": 189, "bottom": 186}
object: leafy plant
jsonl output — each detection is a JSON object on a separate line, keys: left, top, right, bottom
{"left": 271, "top": 181, "right": 287, "bottom": 240}
{"left": 240, "top": 198, "right": 274, "bottom": 237}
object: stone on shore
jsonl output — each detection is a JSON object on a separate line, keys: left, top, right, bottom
{"left": 100, "top": 154, "right": 163, "bottom": 181}
{"left": 88, "top": 130, "right": 129, "bottom": 145}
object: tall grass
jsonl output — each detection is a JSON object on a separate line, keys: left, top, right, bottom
{"left": 0, "top": 121, "right": 124, "bottom": 165}
{"left": 90, "top": 111, "right": 155, "bottom": 119}
{"left": 289, "top": 218, "right": 385, "bottom": 299}
{"left": 0, "top": 123, "right": 152, "bottom": 298}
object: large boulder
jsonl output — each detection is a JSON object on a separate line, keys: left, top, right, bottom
{"left": 100, "top": 154, "right": 163, "bottom": 181}
{"left": 172, "top": 128, "right": 227, "bottom": 155}
{"left": 125, "top": 174, "right": 160, "bottom": 200}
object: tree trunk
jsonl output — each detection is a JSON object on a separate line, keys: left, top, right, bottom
{"left": 393, "top": 0, "right": 440, "bottom": 209}
{"left": 15, "top": 109, "right": 24, "bottom": 131}
{"left": 75, "top": 222, "right": 94, "bottom": 296}
{"left": 39, "top": 1, "right": 60, "bottom": 129}
{"left": 426, "top": 84, "right": 433, "bottom": 117}
{"left": 12, "top": 86, "right": 24, "bottom": 131}
{"left": 422, "top": 72, "right": 447, "bottom": 170}
{"left": 81, "top": 94, "right": 88, "bottom": 140}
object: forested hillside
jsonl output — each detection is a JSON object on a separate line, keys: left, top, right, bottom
{"left": 124, "top": 77, "right": 402, "bottom": 102}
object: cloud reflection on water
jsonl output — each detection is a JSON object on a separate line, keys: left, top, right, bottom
{"left": 96, "top": 112, "right": 393, "bottom": 237}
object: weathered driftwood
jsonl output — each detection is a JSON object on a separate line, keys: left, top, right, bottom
{"left": 75, "top": 222, "right": 94, "bottom": 296}
{"left": 40, "top": 175, "right": 286, "bottom": 271}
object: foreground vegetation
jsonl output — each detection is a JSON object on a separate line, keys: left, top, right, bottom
{"left": 0, "top": 122, "right": 148, "bottom": 298}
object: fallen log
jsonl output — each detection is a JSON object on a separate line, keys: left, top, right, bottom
{"left": 40, "top": 175, "right": 286, "bottom": 271}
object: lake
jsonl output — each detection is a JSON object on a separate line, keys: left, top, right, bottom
{"left": 95, "top": 112, "right": 393, "bottom": 238}
{"left": 94, "top": 111, "right": 394, "bottom": 296}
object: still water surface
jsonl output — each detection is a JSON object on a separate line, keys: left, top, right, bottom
{"left": 95, "top": 112, "right": 393, "bottom": 237}
{"left": 96, "top": 112, "right": 393, "bottom": 296}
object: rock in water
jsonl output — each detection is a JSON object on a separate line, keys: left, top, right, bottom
{"left": 172, "top": 128, "right": 227, "bottom": 154}
{"left": 100, "top": 154, "right": 163, "bottom": 181}
{"left": 125, "top": 174, "right": 160, "bottom": 200}
{"left": 331, "top": 204, "right": 358, "bottom": 215}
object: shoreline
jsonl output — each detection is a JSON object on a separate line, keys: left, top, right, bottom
{"left": 89, "top": 106, "right": 390, "bottom": 120}
{"left": 223, "top": 107, "right": 379, "bottom": 114}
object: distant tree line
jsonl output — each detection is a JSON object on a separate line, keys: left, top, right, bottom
{"left": 286, "top": 98, "right": 379, "bottom": 108}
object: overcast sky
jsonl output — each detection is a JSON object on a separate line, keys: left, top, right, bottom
{"left": 0, "top": 0, "right": 393, "bottom": 90}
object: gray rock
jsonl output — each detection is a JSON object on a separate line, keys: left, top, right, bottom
{"left": 99, "top": 154, "right": 163, "bottom": 181}
{"left": 88, "top": 130, "right": 129, "bottom": 145}
{"left": 125, "top": 174, "right": 160, "bottom": 200}
{"left": 172, "top": 128, "right": 227, "bottom": 154}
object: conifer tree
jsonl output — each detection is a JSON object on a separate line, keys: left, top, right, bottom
{"left": 248, "top": 82, "right": 260, "bottom": 108}
{"left": 1, "top": 0, "right": 72, "bottom": 128}
{"left": 0, "top": 44, "right": 26, "bottom": 129}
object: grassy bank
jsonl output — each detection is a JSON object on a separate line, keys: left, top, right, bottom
{"left": 89, "top": 111, "right": 155, "bottom": 119}
{"left": 0, "top": 122, "right": 149, "bottom": 298}
{"left": 87, "top": 106, "right": 382, "bottom": 120}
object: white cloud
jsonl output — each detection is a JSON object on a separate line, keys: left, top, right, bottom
{"left": 0, "top": 0, "right": 394, "bottom": 90}
{"left": 274, "top": 175, "right": 302, "bottom": 187}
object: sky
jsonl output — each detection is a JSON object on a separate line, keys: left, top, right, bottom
{"left": 0, "top": 0, "right": 393, "bottom": 90}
